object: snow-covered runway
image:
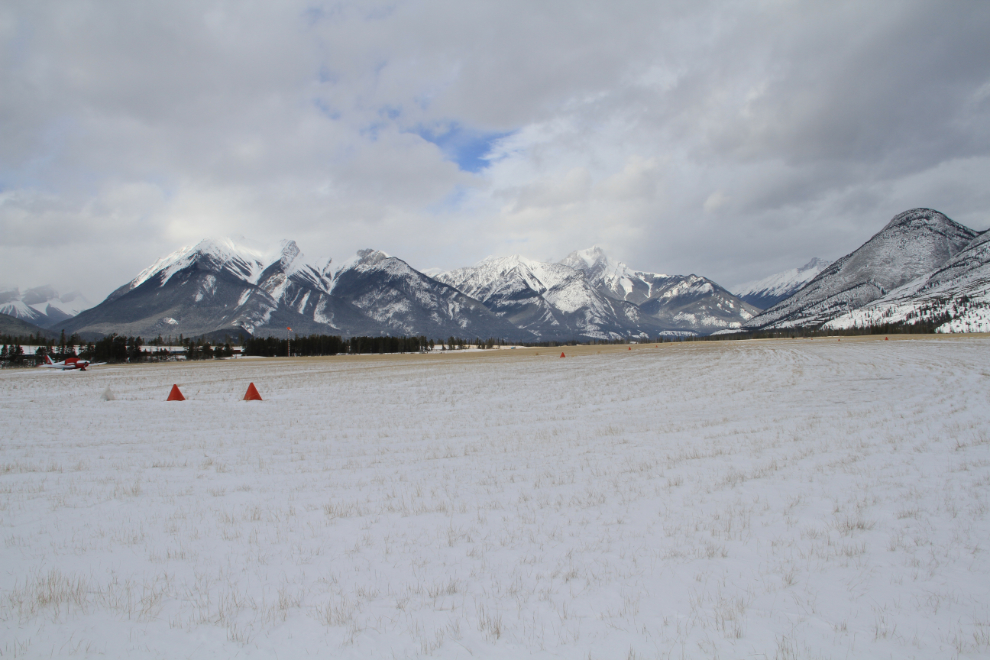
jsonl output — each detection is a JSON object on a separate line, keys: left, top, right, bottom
{"left": 2, "top": 339, "right": 989, "bottom": 658}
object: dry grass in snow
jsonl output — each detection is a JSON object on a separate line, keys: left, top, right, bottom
{"left": 1, "top": 338, "right": 989, "bottom": 658}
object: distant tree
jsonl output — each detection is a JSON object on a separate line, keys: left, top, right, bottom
{"left": 126, "top": 336, "right": 143, "bottom": 362}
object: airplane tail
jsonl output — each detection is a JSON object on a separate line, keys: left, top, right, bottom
{"left": 44, "top": 354, "right": 54, "bottom": 365}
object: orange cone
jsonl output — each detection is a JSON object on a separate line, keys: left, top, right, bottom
{"left": 560, "top": 352, "right": 566, "bottom": 358}
{"left": 243, "top": 382, "right": 262, "bottom": 401}
{"left": 885, "top": 337, "right": 888, "bottom": 341}
{"left": 628, "top": 346, "right": 631, "bottom": 350}
{"left": 166, "top": 384, "right": 185, "bottom": 401}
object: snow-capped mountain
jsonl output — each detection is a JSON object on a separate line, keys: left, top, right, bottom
{"left": 51, "top": 233, "right": 892, "bottom": 341}
{"left": 824, "top": 228, "right": 990, "bottom": 333}
{"left": 434, "top": 248, "right": 757, "bottom": 338}
{"left": 435, "top": 255, "right": 654, "bottom": 340}
{"left": 320, "top": 249, "right": 526, "bottom": 339}
{"left": 62, "top": 238, "right": 529, "bottom": 340}
{"left": 64, "top": 238, "right": 314, "bottom": 338}
{"left": 560, "top": 247, "right": 760, "bottom": 333}
{"left": 559, "top": 247, "right": 665, "bottom": 305}
{"left": 0, "top": 285, "right": 92, "bottom": 328}
{"left": 746, "top": 209, "right": 979, "bottom": 330}
{"left": 733, "top": 258, "right": 832, "bottom": 310}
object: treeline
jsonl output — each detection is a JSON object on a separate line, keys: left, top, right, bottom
{"left": 0, "top": 332, "right": 237, "bottom": 366}
{"left": 84, "top": 335, "right": 234, "bottom": 362}
{"left": 0, "top": 344, "right": 27, "bottom": 366}
{"left": 242, "top": 334, "right": 516, "bottom": 357}
{"left": 2, "top": 329, "right": 90, "bottom": 366}
{"left": 244, "top": 334, "right": 433, "bottom": 357}
{"left": 0, "top": 331, "right": 56, "bottom": 346}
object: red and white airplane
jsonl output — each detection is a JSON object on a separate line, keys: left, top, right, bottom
{"left": 41, "top": 354, "right": 104, "bottom": 371}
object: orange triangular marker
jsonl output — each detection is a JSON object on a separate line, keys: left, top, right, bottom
{"left": 167, "top": 384, "right": 185, "bottom": 401}
{"left": 560, "top": 352, "right": 566, "bottom": 358}
{"left": 243, "top": 382, "right": 262, "bottom": 401}
{"left": 885, "top": 337, "right": 888, "bottom": 341}
{"left": 628, "top": 346, "right": 632, "bottom": 350}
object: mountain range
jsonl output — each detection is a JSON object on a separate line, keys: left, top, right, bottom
{"left": 0, "top": 286, "right": 92, "bottom": 329}
{"left": 436, "top": 247, "right": 758, "bottom": 340}
{"left": 7, "top": 207, "right": 987, "bottom": 342}
{"left": 50, "top": 241, "right": 757, "bottom": 341}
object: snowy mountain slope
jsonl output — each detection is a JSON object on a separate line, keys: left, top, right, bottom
{"left": 436, "top": 255, "right": 657, "bottom": 340}
{"left": 637, "top": 275, "right": 760, "bottom": 332}
{"left": 824, "top": 229, "right": 990, "bottom": 333}
{"left": 746, "top": 209, "right": 979, "bottom": 330}
{"left": 560, "top": 247, "right": 760, "bottom": 333}
{"left": 0, "top": 285, "right": 93, "bottom": 328}
{"left": 733, "top": 258, "right": 832, "bottom": 310}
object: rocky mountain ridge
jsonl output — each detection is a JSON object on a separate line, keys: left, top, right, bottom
{"left": 57, "top": 239, "right": 756, "bottom": 340}
{"left": 745, "top": 208, "right": 985, "bottom": 332}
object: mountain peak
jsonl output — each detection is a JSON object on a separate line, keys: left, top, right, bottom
{"left": 477, "top": 254, "right": 542, "bottom": 270}
{"left": 881, "top": 208, "right": 955, "bottom": 232}
{"left": 276, "top": 240, "right": 303, "bottom": 272}
{"left": 798, "top": 257, "right": 829, "bottom": 272}
{"left": 355, "top": 248, "right": 389, "bottom": 264}
{"left": 329, "top": 248, "right": 393, "bottom": 275}
{"left": 561, "top": 246, "right": 613, "bottom": 271}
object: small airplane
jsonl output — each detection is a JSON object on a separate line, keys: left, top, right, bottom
{"left": 41, "top": 354, "right": 105, "bottom": 371}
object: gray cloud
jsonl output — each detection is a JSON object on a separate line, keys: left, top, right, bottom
{"left": 2, "top": 0, "right": 989, "bottom": 300}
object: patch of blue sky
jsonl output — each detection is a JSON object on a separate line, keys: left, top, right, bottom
{"left": 317, "top": 66, "right": 339, "bottom": 84}
{"left": 358, "top": 106, "right": 405, "bottom": 140}
{"left": 313, "top": 98, "right": 340, "bottom": 120}
{"left": 379, "top": 105, "right": 401, "bottom": 121}
{"left": 360, "top": 121, "right": 387, "bottom": 141}
{"left": 412, "top": 122, "right": 513, "bottom": 173}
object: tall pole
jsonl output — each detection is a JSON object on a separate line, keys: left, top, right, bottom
{"left": 287, "top": 326, "right": 291, "bottom": 358}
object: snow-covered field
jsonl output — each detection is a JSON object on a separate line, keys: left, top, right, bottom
{"left": 2, "top": 339, "right": 989, "bottom": 658}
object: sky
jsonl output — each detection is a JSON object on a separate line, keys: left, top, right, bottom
{"left": 2, "top": 0, "right": 990, "bottom": 302}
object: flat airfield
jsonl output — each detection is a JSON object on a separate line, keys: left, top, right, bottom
{"left": 2, "top": 335, "right": 989, "bottom": 658}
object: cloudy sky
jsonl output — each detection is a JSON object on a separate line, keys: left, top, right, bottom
{"left": 2, "top": 0, "right": 990, "bottom": 302}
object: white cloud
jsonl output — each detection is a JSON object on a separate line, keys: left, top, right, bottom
{"left": 703, "top": 190, "right": 728, "bottom": 214}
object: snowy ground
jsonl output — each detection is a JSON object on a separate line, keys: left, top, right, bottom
{"left": 2, "top": 338, "right": 989, "bottom": 659}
